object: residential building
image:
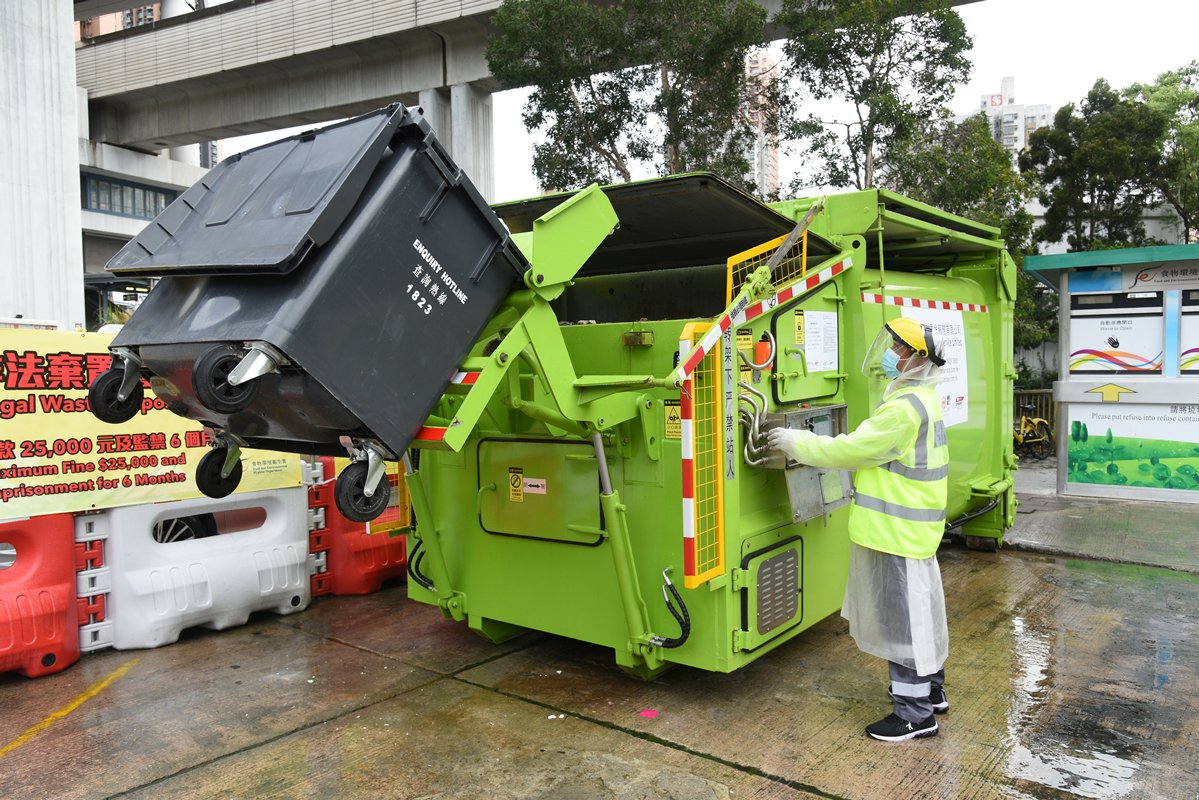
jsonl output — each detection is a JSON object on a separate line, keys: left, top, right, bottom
{"left": 958, "top": 76, "right": 1053, "bottom": 162}
{"left": 745, "top": 53, "right": 779, "bottom": 199}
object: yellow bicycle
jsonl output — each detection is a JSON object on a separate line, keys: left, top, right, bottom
{"left": 1013, "top": 404, "right": 1053, "bottom": 460}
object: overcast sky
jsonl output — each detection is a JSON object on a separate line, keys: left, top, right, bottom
{"left": 222, "top": 0, "right": 1199, "bottom": 202}
{"left": 491, "top": 0, "right": 1199, "bottom": 201}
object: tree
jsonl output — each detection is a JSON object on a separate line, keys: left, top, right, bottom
{"left": 486, "top": 0, "right": 770, "bottom": 192}
{"left": 1019, "top": 80, "right": 1170, "bottom": 251}
{"left": 1125, "top": 61, "right": 1199, "bottom": 243}
{"left": 776, "top": 0, "right": 971, "bottom": 190}
{"left": 882, "top": 114, "right": 1055, "bottom": 350}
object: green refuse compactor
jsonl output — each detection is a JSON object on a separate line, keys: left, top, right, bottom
{"left": 91, "top": 107, "right": 1011, "bottom": 681}
{"left": 406, "top": 177, "right": 1017, "bottom": 677}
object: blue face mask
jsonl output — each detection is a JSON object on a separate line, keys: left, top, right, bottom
{"left": 881, "top": 349, "right": 901, "bottom": 379}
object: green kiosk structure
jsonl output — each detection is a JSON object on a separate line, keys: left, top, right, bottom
{"left": 1026, "top": 245, "right": 1199, "bottom": 502}
{"left": 92, "top": 107, "right": 1016, "bottom": 678}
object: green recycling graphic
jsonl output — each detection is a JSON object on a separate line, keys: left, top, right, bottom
{"left": 1066, "top": 402, "right": 1199, "bottom": 491}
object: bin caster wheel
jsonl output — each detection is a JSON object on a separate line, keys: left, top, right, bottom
{"left": 193, "top": 345, "right": 259, "bottom": 414}
{"left": 335, "top": 462, "right": 390, "bottom": 523}
{"left": 196, "top": 448, "right": 243, "bottom": 499}
{"left": 89, "top": 367, "right": 144, "bottom": 424}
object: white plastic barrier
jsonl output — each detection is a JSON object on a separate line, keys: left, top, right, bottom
{"left": 100, "top": 487, "right": 311, "bottom": 649}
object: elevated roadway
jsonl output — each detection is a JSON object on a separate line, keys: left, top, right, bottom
{"left": 76, "top": 0, "right": 499, "bottom": 149}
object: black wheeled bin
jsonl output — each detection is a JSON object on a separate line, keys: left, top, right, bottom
{"left": 99, "top": 103, "right": 528, "bottom": 459}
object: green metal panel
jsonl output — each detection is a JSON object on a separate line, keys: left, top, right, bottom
{"left": 771, "top": 281, "right": 845, "bottom": 404}
{"left": 477, "top": 439, "right": 601, "bottom": 544}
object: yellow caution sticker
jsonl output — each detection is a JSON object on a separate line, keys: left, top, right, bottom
{"left": 664, "top": 400, "right": 682, "bottom": 439}
{"left": 794, "top": 310, "right": 806, "bottom": 345}
{"left": 737, "top": 331, "right": 753, "bottom": 381}
{"left": 508, "top": 467, "right": 524, "bottom": 502}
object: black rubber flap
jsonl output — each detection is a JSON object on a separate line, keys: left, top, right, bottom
{"left": 106, "top": 105, "right": 407, "bottom": 276}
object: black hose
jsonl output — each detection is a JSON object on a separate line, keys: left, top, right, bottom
{"left": 944, "top": 497, "right": 1000, "bottom": 533}
{"left": 653, "top": 576, "right": 690, "bottom": 649}
{"left": 406, "top": 538, "right": 434, "bottom": 591}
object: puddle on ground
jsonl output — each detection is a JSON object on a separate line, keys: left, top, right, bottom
{"left": 1005, "top": 615, "right": 1142, "bottom": 799}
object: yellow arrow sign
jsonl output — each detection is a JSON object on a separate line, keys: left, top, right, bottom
{"left": 1085, "top": 383, "right": 1136, "bottom": 402}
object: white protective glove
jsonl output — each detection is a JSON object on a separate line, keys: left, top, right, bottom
{"left": 766, "top": 426, "right": 808, "bottom": 461}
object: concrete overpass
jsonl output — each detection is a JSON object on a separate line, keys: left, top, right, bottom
{"left": 75, "top": 0, "right": 503, "bottom": 195}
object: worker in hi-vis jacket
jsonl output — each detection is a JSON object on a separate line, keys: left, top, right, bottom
{"left": 768, "top": 317, "right": 950, "bottom": 742}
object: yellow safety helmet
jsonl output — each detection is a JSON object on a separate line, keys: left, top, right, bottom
{"left": 885, "top": 318, "right": 945, "bottom": 366}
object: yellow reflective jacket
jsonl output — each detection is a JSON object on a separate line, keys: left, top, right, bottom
{"left": 779, "top": 385, "right": 948, "bottom": 559}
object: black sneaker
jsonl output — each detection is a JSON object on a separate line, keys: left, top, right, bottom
{"left": 929, "top": 685, "right": 949, "bottom": 714}
{"left": 866, "top": 713, "right": 938, "bottom": 742}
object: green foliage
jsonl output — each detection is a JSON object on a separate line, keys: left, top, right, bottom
{"left": 1014, "top": 356, "right": 1057, "bottom": 389}
{"left": 1013, "top": 270, "right": 1059, "bottom": 350}
{"left": 883, "top": 114, "right": 1034, "bottom": 245}
{"left": 486, "top": 0, "right": 769, "bottom": 192}
{"left": 1069, "top": 432, "right": 1199, "bottom": 491}
{"left": 1125, "top": 61, "right": 1199, "bottom": 244}
{"left": 1071, "top": 420, "right": 1081, "bottom": 442}
{"left": 776, "top": 0, "right": 971, "bottom": 190}
{"left": 1081, "top": 423, "right": 1089, "bottom": 442}
{"left": 1020, "top": 80, "right": 1170, "bottom": 251}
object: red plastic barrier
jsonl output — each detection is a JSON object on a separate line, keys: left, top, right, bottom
{"left": 307, "top": 457, "right": 406, "bottom": 595}
{"left": 308, "top": 457, "right": 335, "bottom": 597}
{"left": 0, "top": 514, "right": 81, "bottom": 678}
{"left": 327, "top": 516, "right": 407, "bottom": 596}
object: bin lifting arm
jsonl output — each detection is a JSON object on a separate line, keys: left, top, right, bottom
{"left": 411, "top": 184, "right": 673, "bottom": 451}
{"left": 664, "top": 201, "right": 826, "bottom": 390}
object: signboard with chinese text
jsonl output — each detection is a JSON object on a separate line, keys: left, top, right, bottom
{"left": 0, "top": 330, "right": 300, "bottom": 519}
{"left": 1068, "top": 293, "right": 1164, "bottom": 374}
{"left": 901, "top": 307, "right": 969, "bottom": 427}
{"left": 1066, "top": 402, "right": 1199, "bottom": 494}
{"left": 1123, "top": 263, "right": 1199, "bottom": 293}
{"left": 1183, "top": 296, "right": 1199, "bottom": 375}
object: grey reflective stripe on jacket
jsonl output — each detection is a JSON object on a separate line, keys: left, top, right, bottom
{"left": 882, "top": 460, "right": 949, "bottom": 481}
{"left": 878, "top": 393, "right": 948, "bottom": 482}
{"left": 854, "top": 492, "right": 948, "bottom": 522}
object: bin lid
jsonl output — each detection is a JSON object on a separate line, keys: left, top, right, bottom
{"left": 106, "top": 105, "right": 410, "bottom": 276}
{"left": 494, "top": 174, "right": 834, "bottom": 276}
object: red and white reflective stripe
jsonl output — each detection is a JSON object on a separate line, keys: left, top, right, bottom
{"left": 415, "top": 427, "right": 447, "bottom": 442}
{"left": 450, "top": 371, "right": 480, "bottom": 385}
{"left": 861, "top": 293, "right": 988, "bottom": 313}
{"left": 679, "top": 335, "right": 697, "bottom": 579}
{"left": 678, "top": 258, "right": 850, "bottom": 382}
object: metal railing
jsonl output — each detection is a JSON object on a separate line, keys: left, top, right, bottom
{"left": 1014, "top": 388, "right": 1055, "bottom": 429}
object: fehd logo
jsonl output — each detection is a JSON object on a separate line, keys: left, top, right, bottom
{"left": 1128, "top": 267, "right": 1157, "bottom": 289}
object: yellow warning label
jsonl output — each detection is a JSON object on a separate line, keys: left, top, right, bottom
{"left": 508, "top": 467, "right": 524, "bottom": 502}
{"left": 794, "top": 310, "right": 806, "bottom": 345}
{"left": 737, "top": 332, "right": 753, "bottom": 381}
{"left": 664, "top": 400, "right": 682, "bottom": 439}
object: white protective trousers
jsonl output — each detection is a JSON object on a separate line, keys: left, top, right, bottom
{"left": 841, "top": 542, "right": 948, "bottom": 677}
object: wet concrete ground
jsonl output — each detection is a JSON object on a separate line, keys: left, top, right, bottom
{"left": 3, "top": 466, "right": 1199, "bottom": 799}
{"left": 1008, "top": 457, "right": 1199, "bottom": 574}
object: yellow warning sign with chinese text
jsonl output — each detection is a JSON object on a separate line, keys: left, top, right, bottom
{"left": 0, "top": 330, "right": 301, "bottom": 519}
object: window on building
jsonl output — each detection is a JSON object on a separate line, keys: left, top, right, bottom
{"left": 81, "top": 175, "right": 175, "bottom": 220}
